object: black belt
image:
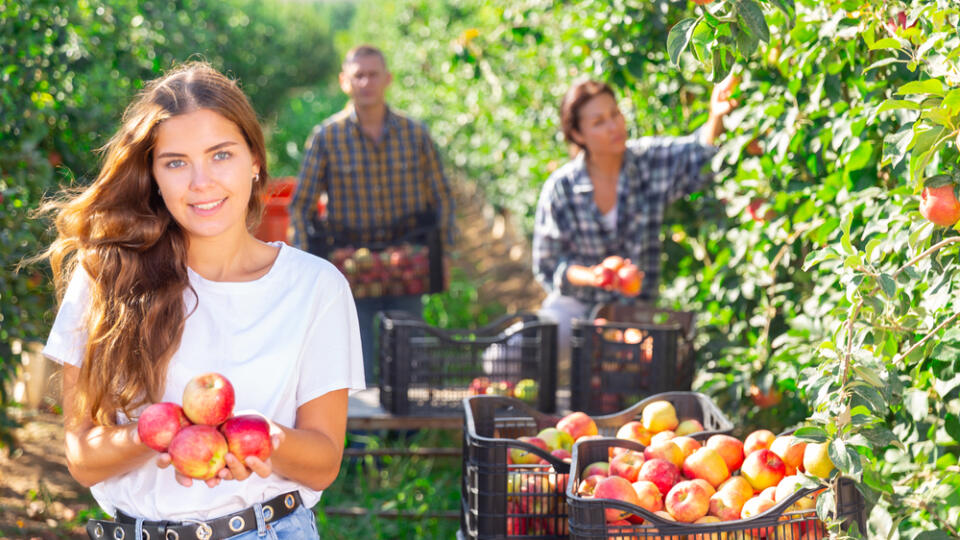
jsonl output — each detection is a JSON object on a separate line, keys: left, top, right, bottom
{"left": 86, "top": 490, "right": 302, "bottom": 540}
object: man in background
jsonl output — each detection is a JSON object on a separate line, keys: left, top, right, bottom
{"left": 290, "top": 45, "right": 454, "bottom": 385}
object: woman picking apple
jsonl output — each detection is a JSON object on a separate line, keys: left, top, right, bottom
{"left": 532, "top": 76, "right": 739, "bottom": 363}
{"left": 39, "top": 62, "right": 364, "bottom": 539}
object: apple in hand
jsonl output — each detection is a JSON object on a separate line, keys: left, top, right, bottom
{"left": 138, "top": 402, "right": 192, "bottom": 452}
{"left": 220, "top": 414, "right": 272, "bottom": 462}
{"left": 557, "top": 411, "right": 598, "bottom": 441}
{"left": 741, "top": 449, "right": 786, "bottom": 490}
{"left": 593, "top": 265, "right": 619, "bottom": 289}
{"left": 182, "top": 372, "right": 235, "bottom": 426}
{"left": 601, "top": 256, "right": 625, "bottom": 272}
{"left": 617, "top": 263, "right": 643, "bottom": 297}
{"left": 706, "top": 434, "right": 745, "bottom": 472}
{"left": 167, "top": 424, "right": 229, "bottom": 480}
{"left": 664, "top": 480, "right": 711, "bottom": 523}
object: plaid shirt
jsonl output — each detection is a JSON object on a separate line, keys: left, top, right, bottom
{"left": 533, "top": 131, "right": 716, "bottom": 305}
{"left": 290, "top": 105, "right": 454, "bottom": 249}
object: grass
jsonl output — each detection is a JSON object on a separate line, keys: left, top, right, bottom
{"left": 315, "top": 428, "right": 463, "bottom": 539}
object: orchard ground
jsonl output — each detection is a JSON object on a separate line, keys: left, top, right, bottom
{"left": 0, "top": 178, "right": 543, "bottom": 539}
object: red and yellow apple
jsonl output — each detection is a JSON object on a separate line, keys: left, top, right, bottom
{"left": 641, "top": 400, "right": 679, "bottom": 432}
{"left": 595, "top": 475, "right": 642, "bottom": 522}
{"left": 664, "top": 480, "right": 711, "bottom": 523}
{"left": 769, "top": 435, "right": 806, "bottom": 475}
{"left": 681, "top": 447, "right": 730, "bottom": 488}
{"left": 557, "top": 411, "right": 598, "bottom": 441}
{"left": 537, "top": 427, "right": 574, "bottom": 452}
{"left": 181, "top": 372, "right": 235, "bottom": 426}
{"left": 137, "top": 402, "right": 192, "bottom": 453}
{"left": 510, "top": 436, "right": 550, "bottom": 465}
{"left": 167, "top": 425, "right": 229, "bottom": 480}
{"left": 616, "top": 420, "right": 653, "bottom": 446}
{"left": 637, "top": 458, "right": 681, "bottom": 497}
{"left": 219, "top": 414, "right": 272, "bottom": 462}
{"left": 743, "top": 429, "right": 776, "bottom": 455}
{"left": 675, "top": 419, "right": 705, "bottom": 437}
{"left": 643, "top": 440, "right": 685, "bottom": 468}
{"left": 706, "top": 434, "right": 745, "bottom": 472}
{"left": 741, "top": 449, "right": 786, "bottom": 491}
{"left": 609, "top": 450, "right": 646, "bottom": 482}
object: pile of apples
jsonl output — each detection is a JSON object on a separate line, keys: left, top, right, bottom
{"left": 329, "top": 243, "right": 431, "bottom": 298}
{"left": 136, "top": 372, "right": 272, "bottom": 480}
{"left": 573, "top": 400, "right": 836, "bottom": 539}
{"left": 469, "top": 377, "right": 539, "bottom": 404}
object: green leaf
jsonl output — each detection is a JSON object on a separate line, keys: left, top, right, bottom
{"left": 710, "top": 47, "right": 735, "bottom": 83}
{"left": 878, "top": 274, "right": 897, "bottom": 298}
{"left": 853, "top": 365, "right": 884, "bottom": 388}
{"left": 667, "top": 18, "right": 698, "bottom": 67}
{"left": 924, "top": 174, "right": 954, "bottom": 189}
{"left": 829, "top": 438, "right": 862, "bottom": 476}
{"left": 882, "top": 124, "right": 913, "bottom": 169}
{"left": 793, "top": 426, "right": 828, "bottom": 442}
{"left": 896, "top": 79, "right": 947, "bottom": 97}
{"left": 868, "top": 38, "right": 903, "bottom": 51}
{"left": 803, "top": 248, "right": 839, "bottom": 271}
{"left": 735, "top": 0, "right": 770, "bottom": 43}
{"left": 946, "top": 413, "right": 960, "bottom": 443}
{"left": 874, "top": 98, "right": 921, "bottom": 116}
{"left": 816, "top": 489, "right": 836, "bottom": 522}
{"left": 862, "top": 426, "right": 902, "bottom": 448}
{"left": 943, "top": 89, "right": 960, "bottom": 115}
{"left": 904, "top": 389, "right": 929, "bottom": 422}
{"left": 735, "top": 24, "right": 760, "bottom": 57}
{"left": 915, "top": 532, "right": 956, "bottom": 540}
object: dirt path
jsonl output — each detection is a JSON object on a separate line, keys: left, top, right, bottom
{"left": 0, "top": 178, "right": 544, "bottom": 539}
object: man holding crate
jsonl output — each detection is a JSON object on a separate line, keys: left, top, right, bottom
{"left": 291, "top": 45, "right": 455, "bottom": 385}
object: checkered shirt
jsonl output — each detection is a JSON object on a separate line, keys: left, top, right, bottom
{"left": 290, "top": 105, "right": 454, "bottom": 248}
{"left": 533, "top": 131, "right": 716, "bottom": 304}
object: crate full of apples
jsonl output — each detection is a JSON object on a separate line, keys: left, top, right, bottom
{"left": 565, "top": 414, "right": 865, "bottom": 540}
{"left": 329, "top": 243, "right": 431, "bottom": 298}
{"left": 136, "top": 372, "right": 272, "bottom": 480}
{"left": 460, "top": 392, "right": 733, "bottom": 539}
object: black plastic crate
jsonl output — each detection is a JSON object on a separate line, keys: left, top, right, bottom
{"left": 378, "top": 311, "right": 558, "bottom": 416}
{"left": 566, "top": 438, "right": 866, "bottom": 540}
{"left": 571, "top": 304, "right": 697, "bottom": 415}
{"left": 308, "top": 210, "right": 445, "bottom": 297}
{"left": 461, "top": 392, "right": 734, "bottom": 539}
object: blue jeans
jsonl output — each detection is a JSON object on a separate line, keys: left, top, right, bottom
{"left": 227, "top": 504, "right": 318, "bottom": 539}
{"left": 355, "top": 294, "right": 422, "bottom": 385}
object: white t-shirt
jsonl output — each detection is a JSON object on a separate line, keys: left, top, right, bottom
{"left": 43, "top": 242, "right": 365, "bottom": 521}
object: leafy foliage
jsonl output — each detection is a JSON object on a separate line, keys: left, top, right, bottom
{"left": 341, "top": 0, "right": 960, "bottom": 534}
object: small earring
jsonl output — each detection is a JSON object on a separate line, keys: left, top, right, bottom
{"left": 253, "top": 173, "right": 260, "bottom": 183}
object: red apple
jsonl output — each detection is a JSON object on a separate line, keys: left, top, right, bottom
{"left": 743, "top": 429, "right": 776, "bottom": 455}
{"left": 637, "top": 458, "right": 681, "bottom": 496}
{"left": 609, "top": 450, "right": 646, "bottom": 482}
{"left": 616, "top": 420, "right": 653, "bottom": 446}
{"left": 182, "top": 372, "right": 235, "bottom": 426}
{"left": 593, "top": 265, "right": 618, "bottom": 288}
{"left": 167, "top": 425, "right": 229, "bottom": 480}
{"left": 681, "top": 447, "right": 730, "bottom": 488}
{"left": 219, "top": 414, "right": 272, "bottom": 462}
{"left": 601, "top": 255, "right": 626, "bottom": 272}
{"left": 706, "top": 434, "right": 745, "bottom": 472}
{"left": 557, "top": 411, "right": 598, "bottom": 441}
{"left": 740, "top": 495, "right": 777, "bottom": 537}
{"left": 137, "top": 402, "right": 192, "bottom": 453}
{"left": 643, "top": 440, "right": 685, "bottom": 468}
{"left": 510, "top": 436, "right": 549, "bottom": 465}
{"left": 741, "top": 449, "right": 786, "bottom": 491}
{"left": 769, "top": 435, "right": 806, "bottom": 475}
{"left": 664, "top": 480, "right": 711, "bottom": 523}
{"left": 671, "top": 436, "right": 702, "bottom": 460}
{"left": 675, "top": 419, "right": 705, "bottom": 437}
{"left": 690, "top": 478, "right": 716, "bottom": 498}
{"left": 577, "top": 474, "right": 605, "bottom": 497}
{"left": 650, "top": 430, "right": 676, "bottom": 445}
{"left": 920, "top": 184, "right": 960, "bottom": 227}
{"left": 708, "top": 488, "right": 749, "bottom": 521}
{"left": 631, "top": 479, "right": 664, "bottom": 515}
{"left": 717, "top": 475, "right": 754, "bottom": 501}
{"left": 595, "top": 475, "right": 642, "bottom": 522}
{"left": 617, "top": 263, "right": 643, "bottom": 297}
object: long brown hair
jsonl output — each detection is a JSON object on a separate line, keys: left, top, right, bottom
{"left": 560, "top": 79, "right": 617, "bottom": 156}
{"left": 42, "top": 61, "right": 269, "bottom": 426}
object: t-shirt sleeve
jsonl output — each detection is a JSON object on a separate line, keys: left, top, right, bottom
{"left": 42, "top": 266, "right": 91, "bottom": 367}
{"left": 296, "top": 271, "right": 366, "bottom": 404}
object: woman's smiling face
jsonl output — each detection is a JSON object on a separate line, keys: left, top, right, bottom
{"left": 152, "top": 108, "right": 260, "bottom": 242}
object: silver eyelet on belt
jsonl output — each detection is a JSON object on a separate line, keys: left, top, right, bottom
{"left": 94, "top": 524, "right": 104, "bottom": 537}
{"left": 284, "top": 494, "right": 296, "bottom": 509}
{"left": 262, "top": 505, "right": 274, "bottom": 521}
{"left": 113, "top": 526, "right": 125, "bottom": 540}
{"left": 194, "top": 523, "right": 212, "bottom": 540}
{"left": 165, "top": 531, "right": 179, "bottom": 540}
{"left": 228, "top": 516, "right": 245, "bottom": 532}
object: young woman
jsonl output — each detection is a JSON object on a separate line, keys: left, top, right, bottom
{"left": 532, "top": 77, "right": 738, "bottom": 366}
{"left": 41, "top": 61, "right": 363, "bottom": 540}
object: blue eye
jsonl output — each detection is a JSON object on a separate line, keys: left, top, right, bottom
{"left": 214, "top": 150, "right": 231, "bottom": 160}
{"left": 165, "top": 159, "right": 186, "bottom": 169}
